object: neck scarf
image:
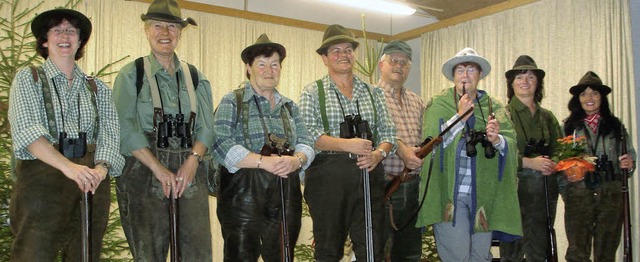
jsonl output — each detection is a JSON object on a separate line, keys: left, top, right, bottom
{"left": 584, "top": 112, "right": 601, "bottom": 134}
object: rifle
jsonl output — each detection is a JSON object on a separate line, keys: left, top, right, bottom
{"left": 273, "top": 147, "right": 293, "bottom": 262}
{"left": 81, "top": 191, "right": 92, "bottom": 262}
{"left": 385, "top": 107, "right": 473, "bottom": 201}
{"left": 620, "top": 125, "right": 633, "bottom": 262}
{"left": 543, "top": 175, "right": 558, "bottom": 262}
{"left": 361, "top": 132, "right": 375, "bottom": 262}
{"left": 169, "top": 189, "right": 180, "bottom": 262}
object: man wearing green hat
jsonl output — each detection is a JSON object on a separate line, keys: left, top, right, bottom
{"left": 377, "top": 40, "right": 425, "bottom": 261}
{"left": 299, "top": 24, "right": 396, "bottom": 261}
{"left": 212, "top": 33, "right": 314, "bottom": 262}
{"left": 112, "top": 0, "right": 213, "bottom": 260}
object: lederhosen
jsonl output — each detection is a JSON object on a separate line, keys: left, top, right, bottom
{"left": 216, "top": 87, "right": 302, "bottom": 262}
{"left": 10, "top": 67, "right": 110, "bottom": 261}
{"left": 303, "top": 80, "right": 386, "bottom": 262}
{"left": 115, "top": 58, "right": 212, "bottom": 261}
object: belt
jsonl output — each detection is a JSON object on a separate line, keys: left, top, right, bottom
{"left": 318, "top": 151, "right": 357, "bottom": 159}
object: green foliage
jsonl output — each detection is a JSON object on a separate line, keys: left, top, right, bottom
{"left": 0, "top": 0, "right": 130, "bottom": 260}
{"left": 354, "top": 13, "right": 383, "bottom": 84}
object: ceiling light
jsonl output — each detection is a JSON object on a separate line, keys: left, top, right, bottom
{"left": 322, "top": 0, "right": 417, "bottom": 16}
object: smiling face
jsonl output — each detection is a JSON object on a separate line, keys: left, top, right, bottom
{"left": 513, "top": 70, "right": 539, "bottom": 99}
{"left": 145, "top": 20, "right": 181, "bottom": 58}
{"left": 322, "top": 42, "right": 355, "bottom": 74}
{"left": 247, "top": 52, "right": 281, "bottom": 92}
{"left": 579, "top": 87, "right": 602, "bottom": 115}
{"left": 43, "top": 20, "right": 80, "bottom": 60}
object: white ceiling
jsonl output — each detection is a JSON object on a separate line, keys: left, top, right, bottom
{"left": 189, "top": 0, "right": 439, "bottom": 35}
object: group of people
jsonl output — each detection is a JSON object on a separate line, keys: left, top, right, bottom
{"left": 6, "top": 0, "right": 636, "bottom": 261}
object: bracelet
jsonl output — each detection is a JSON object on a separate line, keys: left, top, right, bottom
{"left": 187, "top": 151, "right": 203, "bottom": 162}
{"left": 257, "top": 155, "right": 263, "bottom": 169}
{"left": 295, "top": 154, "right": 304, "bottom": 168}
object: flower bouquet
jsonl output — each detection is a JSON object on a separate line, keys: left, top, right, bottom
{"left": 551, "top": 135, "right": 597, "bottom": 182}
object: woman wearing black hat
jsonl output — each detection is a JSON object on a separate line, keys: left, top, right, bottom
{"left": 500, "top": 55, "right": 563, "bottom": 262}
{"left": 561, "top": 71, "right": 635, "bottom": 262}
{"left": 112, "top": 0, "right": 213, "bottom": 260}
{"left": 8, "top": 8, "right": 124, "bottom": 260}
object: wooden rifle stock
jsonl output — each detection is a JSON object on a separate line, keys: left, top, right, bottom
{"left": 81, "top": 191, "right": 92, "bottom": 262}
{"left": 385, "top": 107, "right": 473, "bottom": 201}
{"left": 620, "top": 126, "right": 633, "bottom": 262}
{"left": 271, "top": 148, "right": 293, "bottom": 262}
{"left": 169, "top": 189, "right": 180, "bottom": 262}
{"left": 543, "top": 176, "right": 558, "bottom": 262}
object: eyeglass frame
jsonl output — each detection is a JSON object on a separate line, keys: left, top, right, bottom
{"left": 453, "top": 64, "right": 480, "bottom": 76}
{"left": 384, "top": 56, "right": 411, "bottom": 68}
{"left": 48, "top": 27, "right": 80, "bottom": 36}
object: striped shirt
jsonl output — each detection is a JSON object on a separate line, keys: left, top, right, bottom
{"left": 380, "top": 85, "right": 425, "bottom": 175}
{"left": 299, "top": 75, "right": 396, "bottom": 151}
{"left": 211, "top": 82, "right": 315, "bottom": 173}
{"left": 9, "top": 59, "right": 124, "bottom": 176}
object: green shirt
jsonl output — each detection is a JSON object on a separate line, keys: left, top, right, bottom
{"left": 112, "top": 53, "right": 214, "bottom": 155}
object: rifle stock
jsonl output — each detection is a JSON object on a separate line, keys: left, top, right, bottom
{"left": 169, "top": 189, "right": 180, "bottom": 262}
{"left": 543, "top": 176, "right": 558, "bottom": 262}
{"left": 81, "top": 191, "right": 92, "bottom": 262}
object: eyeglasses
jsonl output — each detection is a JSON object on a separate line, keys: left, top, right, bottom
{"left": 49, "top": 28, "right": 79, "bottom": 36}
{"left": 385, "top": 57, "right": 411, "bottom": 68}
{"left": 454, "top": 66, "right": 478, "bottom": 75}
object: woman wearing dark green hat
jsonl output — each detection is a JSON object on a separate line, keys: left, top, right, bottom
{"left": 8, "top": 8, "right": 124, "bottom": 260}
{"left": 112, "top": 0, "right": 213, "bottom": 260}
{"left": 500, "top": 55, "right": 563, "bottom": 262}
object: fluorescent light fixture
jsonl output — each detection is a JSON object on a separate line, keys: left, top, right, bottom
{"left": 322, "top": 0, "right": 417, "bottom": 16}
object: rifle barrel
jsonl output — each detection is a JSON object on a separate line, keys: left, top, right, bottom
{"left": 81, "top": 191, "right": 92, "bottom": 262}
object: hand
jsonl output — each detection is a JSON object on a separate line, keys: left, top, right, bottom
{"left": 261, "top": 155, "right": 299, "bottom": 178}
{"left": 357, "top": 149, "right": 383, "bottom": 171}
{"left": 61, "top": 163, "right": 102, "bottom": 193}
{"left": 89, "top": 164, "right": 110, "bottom": 194}
{"left": 485, "top": 115, "right": 500, "bottom": 145}
{"left": 343, "top": 138, "right": 373, "bottom": 156}
{"left": 619, "top": 154, "right": 634, "bottom": 170}
{"left": 175, "top": 156, "right": 199, "bottom": 198}
{"left": 401, "top": 146, "right": 423, "bottom": 170}
{"left": 457, "top": 94, "right": 475, "bottom": 121}
{"left": 523, "top": 156, "right": 557, "bottom": 176}
{"left": 151, "top": 164, "right": 177, "bottom": 198}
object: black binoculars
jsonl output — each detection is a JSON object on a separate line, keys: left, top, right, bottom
{"left": 339, "top": 114, "right": 373, "bottom": 141}
{"left": 157, "top": 113, "right": 192, "bottom": 149}
{"left": 465, "top": 129, "right": 496, "bottom": 159}
{"left": 584, "top": 154, "right": 615, "bottom": 189}
{"left": 58, "top": 131, "right": 87, "bottom": 158}
{"left": 523, "top": 138, "right": 551, "bottom": 157}
{"left": 260, "top": 133, "right": 294, "bottom": 156}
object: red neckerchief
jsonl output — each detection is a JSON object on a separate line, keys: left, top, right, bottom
{"left": 584, "top": 112, "right": 601, "bottom": 134}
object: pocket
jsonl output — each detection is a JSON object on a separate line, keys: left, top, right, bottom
{"left": 203, "top": 156, "right": 221, "bottom": 197}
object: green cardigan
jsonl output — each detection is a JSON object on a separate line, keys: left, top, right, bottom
{"left": 416, "top": 88, "right": 522, "bottom": 240}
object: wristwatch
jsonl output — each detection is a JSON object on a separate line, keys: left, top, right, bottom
{"left": 96, "top": 161, "right": 110, "bottom": 171}
{"left": 377, "top": 148, "right": 388, "bottom": 159}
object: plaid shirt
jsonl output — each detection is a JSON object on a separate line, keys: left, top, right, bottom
{"left": 299, "top": 75, "right": 396, "bottom": 151}
{"left": 380, "top": 85, "right": 425, "bottom": 175}
{"left": 211, "top": 82, "right": 315, "bottom": 173}
{"left": 9, "top": 59, "right": 124, "bottom": 176}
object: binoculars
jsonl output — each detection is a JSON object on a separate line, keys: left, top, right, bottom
{"left": 58, "top": 131, "right": 87, "bottom": 158}
{"left": 260, "top": 133, "right": 294, "bottom": 156}
{"left": 465, "top": 129, "right": 496, "bottom": 159}
{"left": 157, "top": 113, "right": 192, "bottom": 149}
{"left": 584, "top": 154, "right": 615, "bottom": 189}
{"left": 339, "top": 114, "right": 373, "bottom": 141}
{"left": 523, "top": 138, "right": 551, "bottom": 157}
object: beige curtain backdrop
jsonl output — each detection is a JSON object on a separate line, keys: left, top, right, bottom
{"left": 421, "top": 0, "right": 638, "bottom": 261}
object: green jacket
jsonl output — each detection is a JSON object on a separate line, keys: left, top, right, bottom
{"left": 416, "top": 88, "right": 522, "bottom": 240}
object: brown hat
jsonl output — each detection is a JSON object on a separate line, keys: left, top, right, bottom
{"left": 505, "top": 55, "right": 545, "bottom": 79}
{"left": 141, "top": 0, "right": 197, "bottom": 27}
{"left": 569, "top": 71, "right": 611, "bottom": 96}
{"left": 241, "top": 34, "right": 286, "bottom": 64}
{"left": 316, "top": 24, "right": 359, "bottom": 55}
{"left": 441, "top": 47, "right": 491, "bottom": 81}
{"left": 31, "top": 8, "right": 92, "bottom": 45}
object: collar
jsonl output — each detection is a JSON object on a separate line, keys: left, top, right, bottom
{"left": 147, "top": 51, "right": 183, "bottom": 76}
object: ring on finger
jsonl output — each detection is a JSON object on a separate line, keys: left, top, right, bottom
{"left": 177, "top": 177, "right": 184, "bottom": 181}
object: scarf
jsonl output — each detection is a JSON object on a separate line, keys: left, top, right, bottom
{"left": 584, "top": 112, "right": 601, "bottom": 134}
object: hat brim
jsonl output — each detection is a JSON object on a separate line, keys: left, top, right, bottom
{"left": 569, "top": 84, "right": 612, "bottom": 96}
{"left": 141, "top": 13, "right": 197, "bottom": 27}
{"left": 31, "top": 9, "right": 92, "bottom": 43}
{"left": 505, "top": 68, "right": 545, "bottom": 79}
{"left": 442, "top": 55, "right": 491, "bottom": 81}
{"left": 316, "top": 36, "right": 359, "bottom": 55}
{"left": 241, "top": 42, "right": 287, "bottom": 64}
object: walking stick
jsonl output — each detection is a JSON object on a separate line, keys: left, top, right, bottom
{"left": 543, "top": 176, "right": 558, "bottom": 262}
{"left": 81, "top": 191, "right": 92, "bottom": 262}
{"left": 169, "top": 188, "right": 180, "bottom": 262}
{"left": 361, "top": 133, "right": 374, "bottom": 262}
{"left": 620, "top": 125, "right": 633, "bottom": 262}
